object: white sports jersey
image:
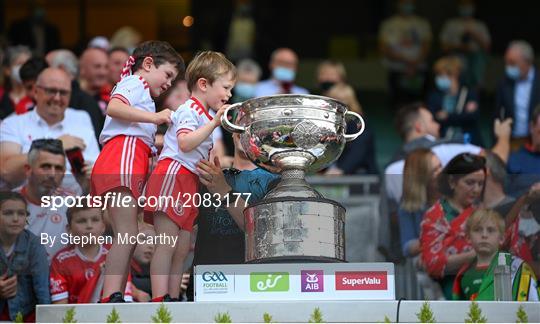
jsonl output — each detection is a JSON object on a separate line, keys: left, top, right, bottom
{"left": 17, "top": 186, "right": 76, "bottom": 262}
{"left": 99, "top": 75, "right": 156, "bottom": 148}
{"left": 159, "top": 97, "right": 214, "bottom": 173}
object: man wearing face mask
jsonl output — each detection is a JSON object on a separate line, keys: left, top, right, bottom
{"left": 254, "top": 48, "right": 309, "bottom": 97}
{"left": 439, "top": 0, "right": 491, "bottom": 89}
{"left": 496, "top": 40, "right": 540, "bottom": 149}
{"left": 232, "top": 58, "right": 261, "bottom": 103}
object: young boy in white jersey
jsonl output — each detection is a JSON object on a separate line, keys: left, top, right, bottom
{"left": 144, "top": 51, "right": 236, "bottom": 301}
{"left": 91, "top": 40, "right": 184, "bottom": 303}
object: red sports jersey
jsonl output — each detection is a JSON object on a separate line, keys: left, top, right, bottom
{"left": 49, "top": 244, "right": 133, "bottom": 303}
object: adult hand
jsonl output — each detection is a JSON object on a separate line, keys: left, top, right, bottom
{"left": 197, "top": 156, "right": 231, "bottom": 196}
{"left": 0, "top": 273, "right": 17, "bottom": 299}
{"left": 494, "top": 118, "right": 513, "bottom": 140}
{"left": 58, "top": 134, "right": 86, "bottom": 151}
{"left": 154, "top": 108, "right": 172, "bottom": 125}
{"left": 436, "top": 110, "right": 449, "bottom": 121}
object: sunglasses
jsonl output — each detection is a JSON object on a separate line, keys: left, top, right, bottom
{"left": 36, "top": 85, "right": 71, "bottom": 97}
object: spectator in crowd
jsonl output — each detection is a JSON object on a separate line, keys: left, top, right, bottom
{"left": 427, "top": 56, "right": 482, "bottom": 146}
{"left": 0, "top": 191, "right": 50, "bottom": 321}
{"left": 507, "top": 104, "right": 540, "bottom": 196}
{"left": 186, "top": 126, "right": 279, "bottom": 300}
{"left": 504, "top": 183, "right": 540, "bottom": 278}
{"left": 254, "top": 48, "right": 308, "bottom": 96}
{"left": 496, "top": 40, "right": 539, "bottom": 148}
{"left": 399, "top": 148, "right": 441, "bottom": 258}
{"left": 378, "top": 0, "right": 432, "bottom": 108}
{"left": 130, "top": 222, "right": 154, "bottom": 302}
{"left": 439, "top": 0, "right": 491, "bottom": 89}
{"left": 315, "top": 60, "right": 348, "bottom": 94}
{"left": 0, "top": 67, "right": 100, "bottom": 188}
{"left": 109, "top": 26, "right": 142, "bottom": 54}
{"left": 88, "top": 36, "right": 110, "bottom": 52}
{"left": 107, "top": 47, "right": 130, "bottom": 87}
{"left": 452, "top": 209, "right": 539, "bottom": 301}
{"left": 79, "top": 48, "right": 110, "bottom": 112}
{"left": 0, "top": 46, "right": 32, "bottom": 120}
{"left": 482, "top": 151, "right": 514, "bottom": 216}
{"left": 17, "top": 57, "right": 49, "bottom": 114}
{"left": 420, "top": 153, "right": 486, "bottom": 299}
{"left": 16, "top": 139, "right": 80, "bottom": 259}
{"left": 47, "top": 49, "right": 105, "bottom": 138}
{"left": 49, "top": 205, "right": 133, "bottom": 303}
{"left": 7, "top": 6, "right": 60, "bottom": 56}
{"left": 323, "top": 83, "right": 378, "bottom": 175}
{"left": 231, "top": 58, "right": 261, "bottom": 103}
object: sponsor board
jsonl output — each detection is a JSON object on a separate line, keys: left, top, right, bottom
{"left": 195, "top": 263, "right": 394, "bottom": 301}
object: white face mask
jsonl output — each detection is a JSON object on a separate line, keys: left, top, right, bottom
{"left": 10, "top": 65, "right": 22, "bottom": 84}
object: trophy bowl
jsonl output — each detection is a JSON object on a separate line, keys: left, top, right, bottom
{"left": 221, "top": 94, "right": 365, "bottom": 262}
{"left": 221, "top": 94, "right": 365, "bottom": 174}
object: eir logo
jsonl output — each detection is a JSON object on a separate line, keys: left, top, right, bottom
{"left": 335, "top": 271, "right": 387, "bottom": 290}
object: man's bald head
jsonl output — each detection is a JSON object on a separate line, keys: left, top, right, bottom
{"left": 79, "top": 47, "right": 109, "bottom": 93}
{"left": 270, "top": 48, "right": 299, "bottom": 71}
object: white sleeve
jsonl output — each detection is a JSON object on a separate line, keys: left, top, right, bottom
{"left": 110, "top": 76, "right": 144, "bottom": 106}
{"left": 173, "top": 106, "right": 199, "bottom": 134}
{"left": 432, "top": 144, "right": 482, "bottom": 166}
{"left": 0, "top": 116, "right": 22, "bottom": 144}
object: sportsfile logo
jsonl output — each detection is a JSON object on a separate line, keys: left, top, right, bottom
{"left": 201, "top": 271, "right": 230, "bottom": 294}
{"left": 335, "top": 271, "right": 387, "bottom": 290}
{"left": 250, "top": 272, "right": 289, "bottom": 292}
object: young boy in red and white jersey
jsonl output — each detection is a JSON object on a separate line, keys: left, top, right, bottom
{"left": 90, "top": 40, "right": 184, "bottom": 303}
{"left": 49, "top": 205, "right": 133, "bottom": 304}
{"left": 144, "top": 51, "right": 236, "bottom": 301}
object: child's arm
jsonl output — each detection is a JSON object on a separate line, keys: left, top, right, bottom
{"left": 177, "top": 106, "right": 225, "bottom": 153}
{"left": 107, "top": 98, "right": 172, "bottom": 125}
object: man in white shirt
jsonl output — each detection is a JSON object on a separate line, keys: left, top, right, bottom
{"left": 0, "top": 67, "right": 100, "bottom": 189}
{"left": 254, "top": 48, "right": 309, "bottom": 97}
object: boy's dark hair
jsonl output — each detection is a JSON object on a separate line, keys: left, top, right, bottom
{"left": 395, "top": 102, "right": 426, "bottom": 140}
{"left": 66, "top": 204, "right": 103, "bottom": 225}
{"left": 186, "top": 51, "right": 237, "bottom": 92}
{"left": 20, "top": 57, "right": 49, "bottom": 82}
{"left": 0, "top": 191, "right": 27, "bottom": 209}
{"left": 132, "top": 40, "right": 185, "bottom": 79}
{"left": 438, "top": 153, "right": 486, "bottom": 197}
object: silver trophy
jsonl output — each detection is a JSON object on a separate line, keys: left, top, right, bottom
{"left": 222, "top": 94, "right": 365, "bottom": 262}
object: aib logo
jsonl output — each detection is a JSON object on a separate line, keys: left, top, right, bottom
{"left": 202, "top": 271, "right": 228, "bottom": 282}
{"left": 250, "top": 272, "right": 289, "bottom": 292}
{"left": 301, "top": 270, "right": 324, "bottom": 292}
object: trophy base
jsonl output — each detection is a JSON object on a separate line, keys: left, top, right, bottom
{"left": 245, "top": 197, "right": 346, "bottom": 263}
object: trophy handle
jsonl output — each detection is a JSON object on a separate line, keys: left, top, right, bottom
{"left": 221, "top": 103, "right": 245, "bottom": 133}
{"left": 343, "top": 111, "right": 366, "bottom": 141}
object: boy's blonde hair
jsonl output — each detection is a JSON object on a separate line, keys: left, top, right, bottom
{"left": 186, "top": 51, "right": 236, "bottom": 92}
{"left": 466, "top": 208, "right": 505, "bottom": 235}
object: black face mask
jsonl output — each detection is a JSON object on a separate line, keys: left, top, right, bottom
{"left": 319, "top": 81, "right": 336, "bottom": 93}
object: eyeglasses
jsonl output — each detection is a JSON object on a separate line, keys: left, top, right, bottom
{"left": 36, "top": 85, "right": 71, "bottom": 97}
{"left": 30, "top": 138, "right": 64, "bottom": 154}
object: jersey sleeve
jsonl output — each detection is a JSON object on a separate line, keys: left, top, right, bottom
{"left": 0, "top": 115, "right": 22, "bottom": 145}
{"left": 110, "top": 76, "right": 145, "bottom": 107}
{"left": 173, "top": 105, "right": 200, "bottom": 136}
{"left": 49, "top": 258, "right": 69, "bottom": 302}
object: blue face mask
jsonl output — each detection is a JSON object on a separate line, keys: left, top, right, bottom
{"left": 234, "top": 82, "right": 256, "bottom": 99}
{"left": 273, "top": 67, "right": 295, "bottom": 82}
{"left": 505, "top": 65, "right": 521, "bottom": 80}
{"left": 435, "top": 75, "right": 452, "bottom": 92}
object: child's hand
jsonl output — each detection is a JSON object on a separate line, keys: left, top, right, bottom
{"left": 212, "top": 105, "right": 228, "bottom": 128}
{"left": 154, "top": 109, "right": 173, "bottom": 125}
{"left": 0, "top": 273, "right": 17, "bottom": 299}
